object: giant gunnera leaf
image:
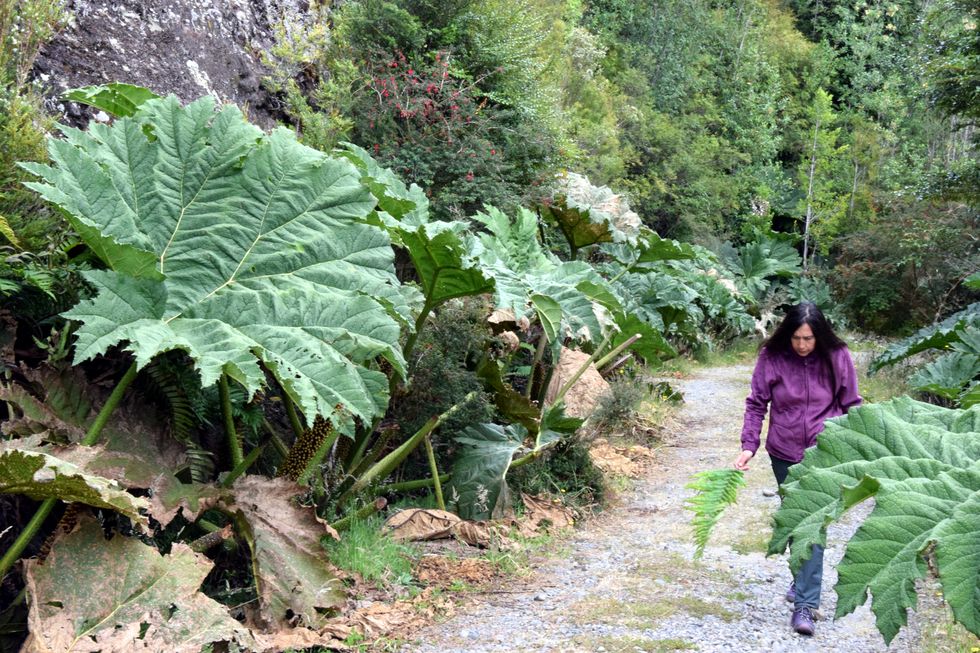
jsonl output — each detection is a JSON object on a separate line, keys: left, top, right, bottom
{"left": 22, "top": 96, "right": 406, "bottom": 429}
{"left": 23, "top": 515, "right": 255, "bottom": 652}
{"left": 769, "top": 398, "right": 980, "bottom": 643}
{"left": 446, "top": 423, "right": 525, "bottom": 521}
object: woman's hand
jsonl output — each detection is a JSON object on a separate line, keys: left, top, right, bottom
{"left": 734, "top": 450, "right": 754, "bottom": 471}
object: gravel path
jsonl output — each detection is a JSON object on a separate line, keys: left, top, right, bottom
{"left": 400, "top": 364, "right": 923, "bottom": 653}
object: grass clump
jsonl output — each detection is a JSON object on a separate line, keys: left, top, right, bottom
{"left": 322, "top": 514, "right": 419, "bottom": 589}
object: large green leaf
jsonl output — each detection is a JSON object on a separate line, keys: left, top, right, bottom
{"left": 604, "top": 229, "right": 697, "bottom": 267}
{"left": 64, "top": 83, "right": 161, "bottom": 118}
{"left": 398, "top": 221, "right": 495, "bottom": 308}
{"left": 226, "top": 476, "right": 346, "bottom": 629}
{"left": 446, "top": 423, "right": 525, "bottom": 520}
{"left": 871, "top": 303, "right": 980, "bottom": 372}
{"left": 0, "top": 437, "right": 149, "bottom": 525}
{"left": 539, "top": 171, "right": 642, "bottom": 253}
{"left": 23, "top": 96, "right": 406, "bottom": 429}
{"left": 909, "top": 351, "right": 980, "bottom": 400}
{"left": 951, "top": 325, "right": 980, "bottom": 356}
{"left": 475, "top": 357, "right": 541, "bottom": 434}
{"left": 24, "top": 515, "right": 255, "bottom": 652}
{"left": 473, "top": 205, "right": 553, "bottom": 273}
{"left": 768, "top": 398, "right": 980, "bottom": 643}
{"left": 610, "top": 311, "right": 676, "bottom": 362}
{"left": 537, "top": 402, "right": 583, "bottom": 450}
{"left": 337, "top": 142, "right": 429, "bottom": 226}
{"left": 340, "top": 144, "right": 494, "bottom": 313}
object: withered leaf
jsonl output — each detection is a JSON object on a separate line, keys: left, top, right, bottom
{"left": 23, "top": 515, "right": 255, "bottom": 652}
{"left": 0, "top": 438, "right": 149, "bottom": 525}
{"left": 227, "top": 476, "right": 346, "bottom": 629}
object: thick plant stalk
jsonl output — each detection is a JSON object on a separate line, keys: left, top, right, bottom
{"left": 337, "top": 391, "right": 476, "bottom": 505}
{"left": 261, "top": 418, "right": 291, "bottom": 460}
{"left": 401, "top": 298, "right": 437, "bottom": 366}
{"left": 553, "top": 331, "right": 614, "bottom": 406}
{"left": 0, "top": 361, "right": 138, "bottom": 582}
{"left": 331, "top": 497, "right": 388, "bottom": 532}
{"left": 221, "top": 443, "right": 266, "bottom": 488}
{"left": 347, "top": 425, "right": 398, "bottom": 480}
{"left": 594, "top": 333, "right": 641, "bottom": 371}
{"left": 378, "top": 473, "right": 450, "bottom": 493}
{"left": 525, "top": 334, "right": 548, "bottom": 399}
{"left": 280, "top": 390, "right": 306, "bottom": 441}
{"left": 219, "top": 374, "right": 243, "bottom": 469}
{"left": 423, "top": 435, "right": 446, "bottom": 511}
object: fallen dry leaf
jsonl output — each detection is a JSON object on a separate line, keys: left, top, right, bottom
{"left": 384, "top": 508, "right": 509, "bottom": 548}
{"left": 521, "top": 493, "right": 576, "bottom": 532}
{"left": 251, "top": 626, "right": 348, "bottom": 652}
{"left": 23, "top": 515, "right": 254, "bottom": 653}
{"left": 415, "top": 555, "right": 496, "bottom": 587}
{"left": 590, "top": 438, "right": 654, "bottom": 477}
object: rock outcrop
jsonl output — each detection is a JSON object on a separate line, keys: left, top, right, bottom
{"left": 34, "top": 0, "right": 309, "bottom": 127}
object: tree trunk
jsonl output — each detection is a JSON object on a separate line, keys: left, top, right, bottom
{"left": 802, "top": 117, "right": 821, "bottom": 273}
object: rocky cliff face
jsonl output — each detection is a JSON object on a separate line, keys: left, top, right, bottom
{"left": 34, "top": 0, "right": 308, "bottom": 127}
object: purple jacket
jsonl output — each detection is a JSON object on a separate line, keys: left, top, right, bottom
{"left": 741, "top": 345, "right": 862, "bottom": 463}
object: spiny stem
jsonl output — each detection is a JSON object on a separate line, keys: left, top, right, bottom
{"left": 553, "top": 331, "right": 614, "bottom": 406}
{"left": 280, "top": 390, "right": 306, "bottom": 441}
{"left": 378, "top": 473, "right": 450, "bottom": 493}
{"left": 526, "top": 334, "right": 548, "bottom": 399}
{"left": 423, "top": 435, "right": 445, "bottom": 511}
{"left": 222, "top": 442, "right": 266, "bottom": 488}
{"left": 595, "top": 333, "right": 641, "bottom": 371}
{"left": 330, "top": 498, "right": 387, "bottom": 532}
{"left": 219, "top": 374, "right": 243, "bottom": 469}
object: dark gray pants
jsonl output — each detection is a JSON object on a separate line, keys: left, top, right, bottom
{"left": 771, "top": 456, "right": 824, "bottom": 609}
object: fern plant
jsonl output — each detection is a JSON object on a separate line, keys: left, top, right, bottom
{"left": 684, "top": 468, "right": 746, "bottom": 559}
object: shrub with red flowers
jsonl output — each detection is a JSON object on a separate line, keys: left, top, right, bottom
{"left": 350, "top": 49, "right": 555, "bottom": 219}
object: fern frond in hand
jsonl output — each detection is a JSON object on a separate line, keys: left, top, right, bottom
{"left": 685, "top": 468, "right": 746, "bottom": 559}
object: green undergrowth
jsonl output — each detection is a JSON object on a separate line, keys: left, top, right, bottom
{"left": 658, "top": 337, "right": 759, "bottom": 377}
{"left": 322, "top": 514, "right": 420, "bottom": 590}
{"left": 509, "top": 437, "right": 607, "bottom": 510}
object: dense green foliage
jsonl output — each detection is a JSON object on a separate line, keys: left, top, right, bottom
{"left": 1, "top": 0, "right": 979, "bottom": 646}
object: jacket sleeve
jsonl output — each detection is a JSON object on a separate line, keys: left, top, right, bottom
{"left": 835, "top": 346, "right": 862, "bottom": 412}
{"left": 740, "top": 350, "right": 771, "bottom": 454}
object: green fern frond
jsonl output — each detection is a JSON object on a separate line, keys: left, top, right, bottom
{"left": 684, "top": 468, "right": 746, "bottom": 559}
{"left": 145, "top": 359, "right": 213, "bottom": 482}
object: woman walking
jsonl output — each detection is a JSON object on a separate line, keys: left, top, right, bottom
{"left": 733, "top": 302, "right": 862, "bottom": 636}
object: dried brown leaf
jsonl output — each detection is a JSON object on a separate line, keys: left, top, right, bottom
{"left": 252, "top": 626, "right": 349, "bottom": 652}
{"left": 23, "top": 515, "right": 254, "bottom": 653}
{"left": 227, "top": 476, "right": 346, "bottom": 630}
{"left": 384, "top": 508, "right": 462, "bottom": 541}
{"left": 521, "top": 493, "right": 575, "bottom": 532}
{"left": 148, "top": 475, "right": 227, "bottom": 525}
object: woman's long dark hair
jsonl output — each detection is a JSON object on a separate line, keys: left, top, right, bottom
{"left": 762, "top": 302, "right": 847, "bottom": 388}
